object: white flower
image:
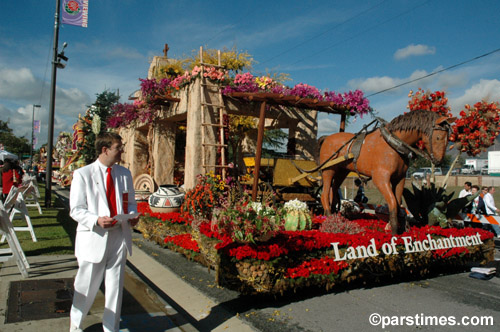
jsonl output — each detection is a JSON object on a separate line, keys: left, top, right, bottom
{"left": 250, "top": 201, "right": 263, "bottom": 214}
{"left": 284, "top": 199, "right": 308, "bottom": 212}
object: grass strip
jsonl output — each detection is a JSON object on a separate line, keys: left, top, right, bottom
{"left": 0, "top": 183, "right": 76, "bottom": 256}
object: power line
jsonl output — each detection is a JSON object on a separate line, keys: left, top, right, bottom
{"left": 259, "top": 0, "right": 388, "bottom": 67}
{"left": 366, "top": 47, "right": 500, "bottom": 97}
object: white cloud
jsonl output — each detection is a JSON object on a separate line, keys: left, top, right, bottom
{"left": 348, "top": 76, "right": 400, "bottom": 93}
{"left": 317, "top": 116, "right": 339, "bottom": 137}
{"left": 394, "top": 44, "right": 436, "bottom": 60}
{"left": 0, "top": 67, "right": 40, "bottom": 100}
{"left": 450, "top": 79, "right": 500, "bottom": 114}
{"left": 348, "top": 68, "right": 442, "bottom": 94}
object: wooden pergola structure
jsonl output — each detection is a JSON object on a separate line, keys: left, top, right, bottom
{"left": 226, "top": 92, "right": 350, "bottom": 201}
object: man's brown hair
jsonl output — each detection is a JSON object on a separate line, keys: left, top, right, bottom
{"left": 95, "top": 132, "right": 122, "bottom": 155}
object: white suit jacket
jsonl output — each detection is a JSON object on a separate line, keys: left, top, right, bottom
{"left": 70, "top": 160, "right": 137, "bottom": 263}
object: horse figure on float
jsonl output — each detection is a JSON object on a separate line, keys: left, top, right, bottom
{"left": 319, "top": 110, "right": 455, "bottom": 234}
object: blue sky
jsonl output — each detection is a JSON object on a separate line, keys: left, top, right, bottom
{"left": 1, "top": 0, "right": 500, "bottom": 149}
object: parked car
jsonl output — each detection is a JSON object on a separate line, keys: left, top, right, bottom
{"left": 441, "top": 167, "right": 459, "bottom": 176}
{"left": 481, "top": 166, "right": 488, "bottom": 175}
{"left": 412, "top": 167, "right": 443, "bottom": 179}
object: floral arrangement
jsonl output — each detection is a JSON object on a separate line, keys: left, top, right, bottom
{"left": 407, "top": 89, "right": 453, "bottom": 151}
{"left": 180, "top": 172, "right": 232, "bottom": 219}
{"left": 222, "top": 72, "right": 371, "bottom": 118}
{"left": 318, "top": 213, "right": 365, "bottom": 234}
{"left": 449, "top": 101, "right": 500, "bottom": 156}
{"left": 170, "top": 65, "right": 227, "bottom": 90}
{"left": 164, "top": 234, "right": 200, "bottom": 253}
{"left": 135, "top": 197, "right": 495, "bottom": 295}
{"left": 211, "top": 199, "right": 283, "bottom": 244}
{"left": 407, "top": 88, "right": 452, "bottom": 117}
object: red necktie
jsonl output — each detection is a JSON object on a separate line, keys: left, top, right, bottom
{"left": 106, "top": 167, "right": 117, "bottom": 217}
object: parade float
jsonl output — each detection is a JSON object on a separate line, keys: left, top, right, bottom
{"left": 111, "top": 46, "right": 498, "bottom": 295}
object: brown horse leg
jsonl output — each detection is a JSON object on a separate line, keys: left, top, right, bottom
{"left": 331, "top": 170, "right": 349, "bottom": 212}
{"left": 394, "top": 177, "right": 408, "bottom": 231}
{"left": 372, "top": 176, "right": 400, "bottom": 235}
{"left": 321, "top": 169, "right": 334, "bottom": 215}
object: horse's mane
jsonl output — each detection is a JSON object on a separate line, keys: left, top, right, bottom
{"left": 386, "top": 110, "right": 440, "bottom": 137}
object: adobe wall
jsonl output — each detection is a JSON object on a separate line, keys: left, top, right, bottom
{"left": 123, "top": 57, "right": 320, "bottom": 191}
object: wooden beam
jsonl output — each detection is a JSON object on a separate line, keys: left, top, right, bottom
{"left": 227, "top": 92, "right": 349, "bottom": 114}
{"left": 252, "top": 101, "right": 267, "bottom": 201}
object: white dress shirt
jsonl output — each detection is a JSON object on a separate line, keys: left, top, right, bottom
{"left": 483, "top": 192, "right": 497, "bottom": 215}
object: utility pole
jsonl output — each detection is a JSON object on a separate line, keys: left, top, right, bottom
{"left": 46, "top": 0, "right": 69, "bottom": 207}
{"left": 30, "top": 104, "right": 41, "bottom": 172}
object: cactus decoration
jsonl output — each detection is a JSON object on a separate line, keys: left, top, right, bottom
{"left": 283, "top": 199, "right": 312, "bottom": 231}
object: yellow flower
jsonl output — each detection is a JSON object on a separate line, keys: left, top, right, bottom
{"left": 255, "top": 76, "right": 272, "bottom": 89}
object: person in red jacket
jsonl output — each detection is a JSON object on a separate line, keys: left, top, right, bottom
{"left": 1, "top": 159, "right": 22, "bottom": 201}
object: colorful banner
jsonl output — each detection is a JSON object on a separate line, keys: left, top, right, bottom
{"left": 33, "top": 120, "right": 40, "bottom": 133}
{"left": 61, "top": 0, "right": 88, "bottom": 27}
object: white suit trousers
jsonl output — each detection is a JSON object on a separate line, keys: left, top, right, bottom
{"left": 70, "top": 228, "right": 127, "bottom": 332}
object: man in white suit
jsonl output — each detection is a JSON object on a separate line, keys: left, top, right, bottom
{"left": 69, "top": 132, "right": 139, "bottom": 332}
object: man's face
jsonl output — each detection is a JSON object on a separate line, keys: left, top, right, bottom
{"left": 465, "top": 184, "right": 471, "bottom": 191}
{"left": 104, "top": 141, "right": 123, "bottom": 164}
{"left": 471, "top": 188, "right": 478, "bottom": 194}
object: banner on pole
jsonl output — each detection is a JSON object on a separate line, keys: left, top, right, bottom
{"left": 33, "top": 120, "right": 40, "bottom": 133}
{"left": 62, "top": 0, "right": 88, "bottom": 27}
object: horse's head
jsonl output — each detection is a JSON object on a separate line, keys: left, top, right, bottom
{"left": 421, "top": 116, "right": 456, "bottom": 165}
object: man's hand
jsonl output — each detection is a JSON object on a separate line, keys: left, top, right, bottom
{"left": 97, "top": 216, "right": 116, "bottom": 229}
{"left": 129, "top": 215, "right": 140, "bottom": 227}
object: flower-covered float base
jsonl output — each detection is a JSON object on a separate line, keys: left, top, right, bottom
{"left": 136, "top": 203, "right": 495, "bottom": 295}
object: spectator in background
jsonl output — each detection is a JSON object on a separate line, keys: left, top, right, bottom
{"left": 464, "top": 185, "right": 486, "bottom": 215}
{"left": 481, "top": 186, "right": 488, "bottom": 198}
{"left": 483, "top": 186, "right": 499, "bottom": 215}
{"left": 354, "top": 178, "right": 368, "bottom": 204}
{"left": 1, "top": 159, "right": 22, "bottom": 201}
{"left": 483, "top": 186, "right": 500, "bottom": 237}
{"left": 458, "top": 181, "right": 472, "bottom": 198}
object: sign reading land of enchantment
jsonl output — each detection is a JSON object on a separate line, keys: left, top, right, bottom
{"left": 331, "top": 233, "right": 483, "bottom": 261}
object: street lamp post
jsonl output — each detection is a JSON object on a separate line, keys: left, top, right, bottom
{"left": 45, "top": 0, "right": 68, "bottom": 207}
{"left": 30, "top": 104, "right": 41, "bottom": 172}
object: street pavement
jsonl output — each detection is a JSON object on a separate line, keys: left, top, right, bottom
{"left": 1, "top": 187, "right": 499, "bottom": 331}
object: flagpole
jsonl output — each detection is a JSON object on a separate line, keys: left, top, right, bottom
{"left": 45, "top": 0, "right": 61, "bottom": 207}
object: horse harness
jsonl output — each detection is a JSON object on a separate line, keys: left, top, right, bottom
{"left": 299, "top": 114, "right": 449, "bottom": 178}
{"left": 376, "top": 117, "right": 450, "bottom": 165}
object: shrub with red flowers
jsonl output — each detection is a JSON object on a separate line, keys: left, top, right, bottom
{"left": 137, "top": 201, "right": 190, "bottom": 224}
{"left": 407, "top": 88, "right": 452, "bottom": 117}
{"left": 164, "top": 234, "right": 200, "bottom": 253}
{"left": 407, "top": 88, "right": 453, "bottom": 151}
{"left": 180, "top": 172, "right": 233, "bottom": 219}
{"left": 449, "top": 101, "right": 500, "bottom": 156}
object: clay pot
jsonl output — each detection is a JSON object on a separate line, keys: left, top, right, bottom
{"left": 148, "top": 185, "right": 185, "bottom": 213}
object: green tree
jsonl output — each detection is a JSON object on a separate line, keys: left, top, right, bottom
{"left": 0, "top": 120, "right": 30, "bottom": 156}
{"left": 78, "top": 90, "right": 120, "bottom": 164}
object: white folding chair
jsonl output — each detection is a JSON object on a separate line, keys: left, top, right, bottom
{"left": 0, "top": 201, "right": 30, "bottom": 277}
{"left": 0, "top": 187, "right": 37, "bottom": 243}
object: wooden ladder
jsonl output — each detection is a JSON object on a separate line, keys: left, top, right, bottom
{"left": 199, "top": 46, "right": 228, "bottom": 180}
